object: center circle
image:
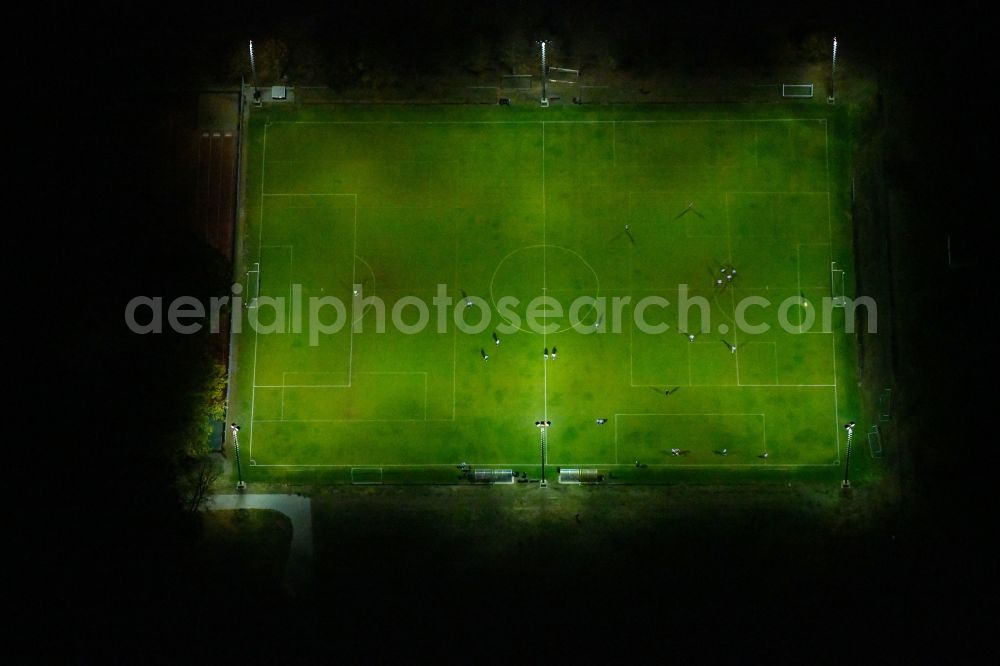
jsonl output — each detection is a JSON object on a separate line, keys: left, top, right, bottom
{"left": 489, "top": 244, "right": 601, "bottom": 334}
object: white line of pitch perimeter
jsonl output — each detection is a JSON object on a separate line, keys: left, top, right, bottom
{"left": 270, "top": 118, "right": 825, "bottom": 125}
{"left": 542, "top": 121, "right": 548, "bottom": 422}
{"left": 824, "top": 122, "right": 842, "bottom": 464}
{"left": 248, "top": 121, "right": 269, "bottom": 458}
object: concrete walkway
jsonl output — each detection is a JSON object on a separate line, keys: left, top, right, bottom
{"left": 209, "top": 494, "right": 314, "bottom": 597}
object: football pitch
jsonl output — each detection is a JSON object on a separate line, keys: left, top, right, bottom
{"left": 228, "top": 104, "right": 860, "bottom": 484}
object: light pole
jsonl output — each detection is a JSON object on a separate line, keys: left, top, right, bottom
{"left": 536, "top": 420, "right": 551, "bottom": 486}
{"left": 842, "top": 420, "right": 855, "bottom": 488}
{"left": 231, "top": 423, "right": 246, "bottom": 491}
{"left": 828, "top": 36, "right": 838, "bottom": 103}
{"left": 538, "top": 40, "right": 550, "bottom": 107}
{"left": 249, "top": 41, "right": 261, "bottom": 105}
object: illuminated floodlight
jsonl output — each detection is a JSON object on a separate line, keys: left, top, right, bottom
{"left": 842, "top": 420, "right": 856, "bottom": 488}
{"left": 538, "top": 40, "right": 551, "bottom": 106}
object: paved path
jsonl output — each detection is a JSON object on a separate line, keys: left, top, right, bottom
{"left": 209, "top": 494, "right": 314, "bottom": 597}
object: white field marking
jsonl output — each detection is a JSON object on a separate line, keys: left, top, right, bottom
{"left": 275, "top": 371, "right": 424, "bottom": 379}
{"left": 626, "top": 382, "right": 834, "bottom": 388}
{"left": 255, "top": 419, "right": 427, "bottom": 423}
{"left": 248, "top": 121, "right": 270, "bottom": 458}
{"left": 258, "top": 244, "right": 293, "bottom": 324}
{"left": 349, "top": 194, "right": 358, "bottom": 386}
{"left": 553, "top": 460, "right": 835, "bottom": 467}
{"left": 595, "top": 463, "right": 838, "bottom": 468}
{"left": 628, "top": 310, "right": 633, "bottom": 387}
{"left": 725, "top": 193, "right": 741, "bottom": 385}
{"left": 280, "top": 370, "right": 349, "bottom": 388}
{"left": 614, "top": 412, "right": 784, "bottom": 466}
{"left": 614, "top": 410, "right": 765, "bottom": 418}
{"left": 542, "top": 121, "right": 548, "bottom": 423}
{"left": 450, "top": 298, "right": 458, "bottom": 421}
{"left": 733, "top": 383, "right": 834, "bottom": 387}
{"left": 266, "top": 371, "right": 429, "bottom": 420}
{"left": 488, "top": 245, "right": 600, "bottom": 335}
{"left": 254, "top": 118, "right": 839, "bottom": 456}
{"left": 259, "top": 385, "right": 346, "bottom": 389}
{"left": 270, "top": 118, "right": 824, "bottom": 125}
{"left": 796, "top": 243, "right": 830, "bottom": 334}
{"left": 615, "top": 408, "right": 618, "bottom": 465}
{"left": 724, "top": 190, "right": 831, "bottom": 195}
{"left": 250, "top": 463, "right": 541, "bottom": 467}
{"left": 254, "top": 193, "right": 359, "bottom": 430}
{"left": 796, "top": 245, "right": 802, "bottom": 334}
{"left": 251, "top": 178, "right": 431, "bottom": 427}
{"left": 635, "top": 190, "right": 830, "bottom": 196}
{"left": 248, "top": 457, "right": 833, "bottom": 469}
{"left": 824, "top": 122, "right": 842, "bottom": 464}
{"left": 351, "top": 254, "right": 376, "bottom": 328}
{"left": 451, "top": 213, "right": 458, "bottom": 421}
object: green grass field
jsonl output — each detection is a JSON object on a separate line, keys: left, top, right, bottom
{"left": 229, "top": 103, "right": 861, "bottom": 484}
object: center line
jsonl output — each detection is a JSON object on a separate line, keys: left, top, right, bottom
{"left": 542, "top": 121, "right": 548, "bottom": 421}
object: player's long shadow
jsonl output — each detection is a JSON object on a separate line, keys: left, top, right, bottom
{"left": 675, "top": 208, "right": 706, "bottom": 220}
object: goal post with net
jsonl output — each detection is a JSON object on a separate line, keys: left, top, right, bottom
{"left": 782, "top": 84, "right": 814, "bottom": 98}
{"left": 246, "top": 262, "right": 261, "bottom": 309}
{"left": 547, "top": 66, "right": 579, "bottom": 84}
{"left": 831, "top": 261, "right": 847, "bottom": 307}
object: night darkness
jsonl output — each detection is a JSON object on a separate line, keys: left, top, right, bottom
{"left": 32, "top": 0, "right": 995, "bottom": 660}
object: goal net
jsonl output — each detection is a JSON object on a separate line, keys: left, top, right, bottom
{"left": 830, "top": 262, "right": 847, "bottom": 307}
{"left": 547, "top": 66, "right": 579, "bottom": 84}
{"left": 782, "top": 84, "right": 814, "bottom": 98}
{"left": 246, "top": 262, "right": 261, "bottom": 309}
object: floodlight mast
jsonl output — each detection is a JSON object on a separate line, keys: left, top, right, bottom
{"left": 538, "top": 40, "right": 550, "bottom": 105}
{"left": 540, "top": 427, "right": 546, "bottom": 486}
{"left": 249, "top": 40, "right": 258, "bottom": 94}
{"left": 842, "top": 420, "right": 855, "bottom": 488}
{"left": 829, "top": 37, "right": 838, "bottom": 102}
{"left": 536, "top": 420, "right": 550, "bottom": 486}
{"left": 231, "top": 423, "right": 246, "bottom": 490}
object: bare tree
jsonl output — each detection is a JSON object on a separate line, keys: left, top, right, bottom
{"left": 179, "top": 455, "right": 223, "bottom": 513}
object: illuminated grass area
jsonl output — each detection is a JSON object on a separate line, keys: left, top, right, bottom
{"left": 229, "top": 104, "right": 861, "bottom": 484}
